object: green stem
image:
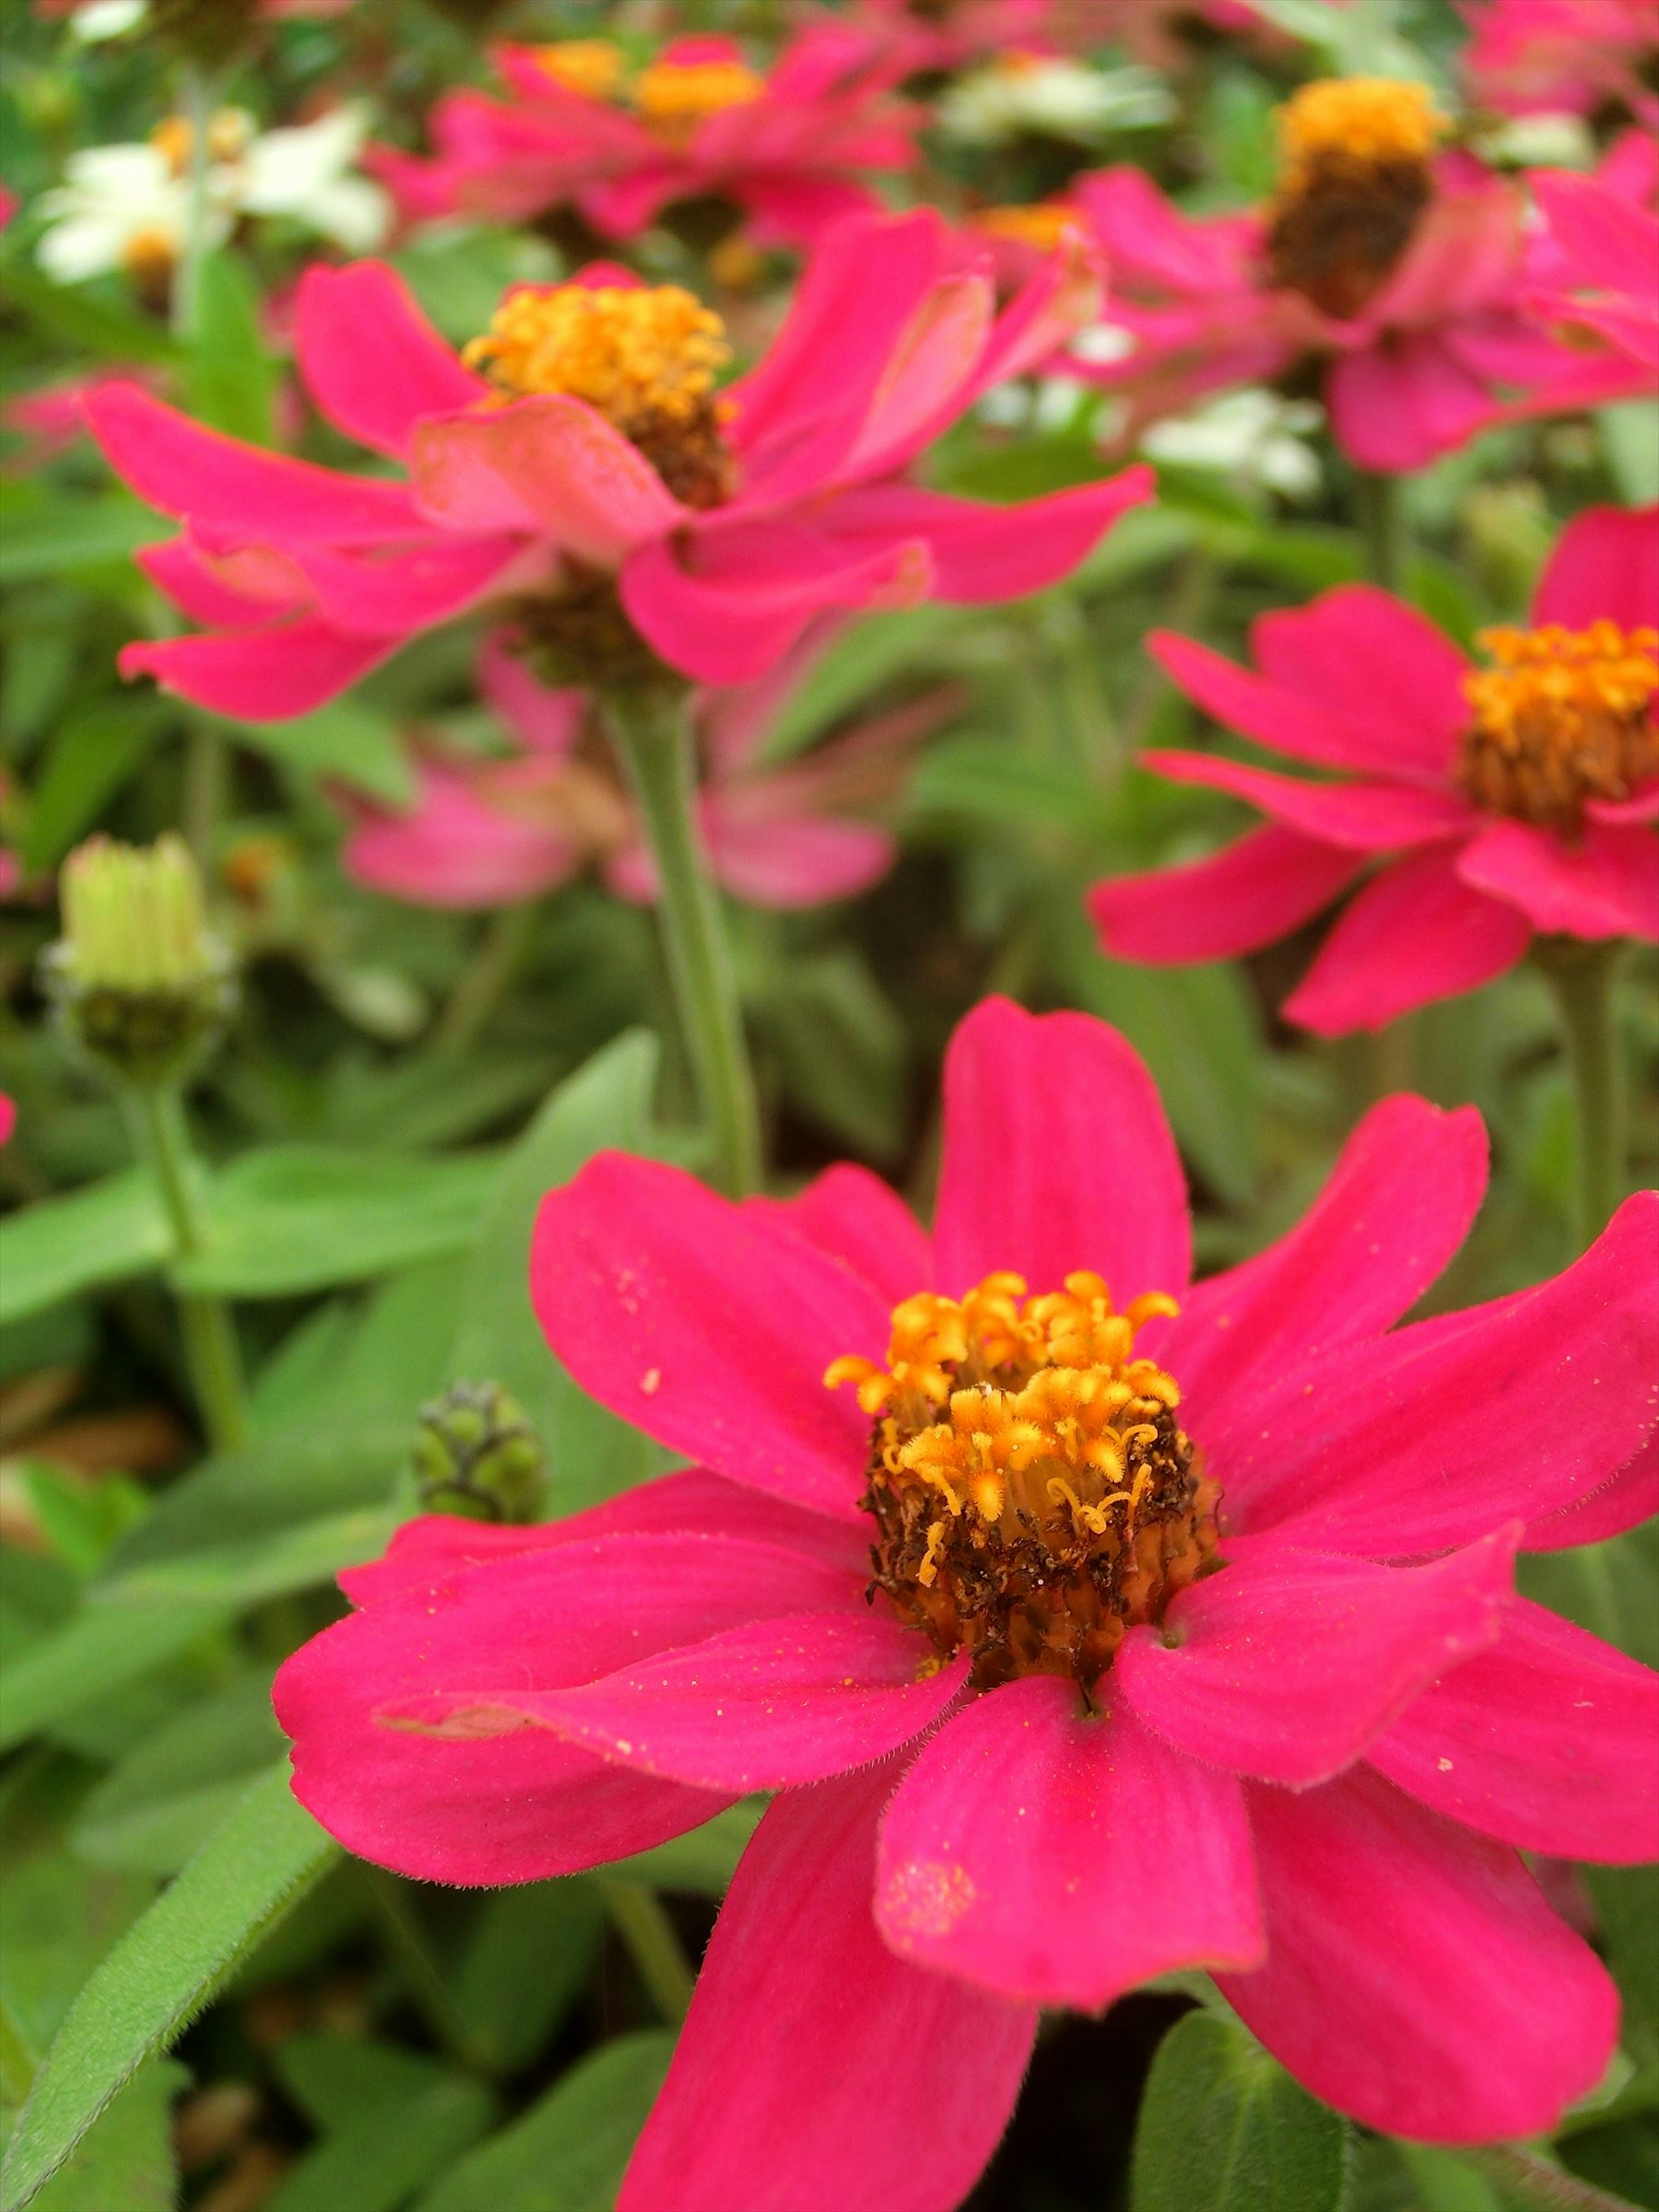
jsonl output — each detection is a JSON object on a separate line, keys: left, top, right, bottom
{"left": 359, "top": 1868, "right": 493, "bottom": 2073}
{"left": 1457, "top": 2145, "right": 1644, "bottom": 2212}
{"left": 1354, "top": 468, "right": 1408, "bottom": 594}
{"left": 433, "top": 900, "right": 535, "bottom": 1053}
{"left": 604, "top": 686, "right": 763, "bottom": 1197}
{"left": 596, "top": 1878, "right": 695, "bottom": 2025}
{"left": 127, "top": 1084, "right": 249, "bottom": 1453}
{"left": 172, "top": 63, "right": 216, "bottom": 344}
{"left": 1535, "top": 938, "right": 1627, "bottom": 1252}
{"left": 181, "top": 717, "right": 226, "bottom": 867}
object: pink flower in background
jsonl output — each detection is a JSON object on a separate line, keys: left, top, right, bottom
{"left": 2, "top": 368, "right": 160, "bottom": 471}
{"left": 275, "top": 998, "right": 1657, "bottom": 2205}
{"left": 839, "top": 0, "right": 1055, "bottom": 76}
{"left": 1067, "top": 77, "right": 1648, "bottom": 472}
{"left": 86, "top": 213, "right": 1147, "bottom": 719}
{"left": 1462, "top": 0, "right": 1659, "bottom": 120}
{"left": 1529, "top": 161, "right": 1659, "bottom": 373}
{"left": 343, "top": 629, "right": 959, "bottom": 910}
{"left": 369, "top": 27, "right": 919, "bottom": 253}
{"left": 1091, "top": 505, "right": 1659, "bottom": 1033}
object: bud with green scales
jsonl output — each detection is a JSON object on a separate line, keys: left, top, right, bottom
{"left": 413, "top": 1382, "right": 548, "bottom": 1524}
{"left": 45, "top": 835, "right": 235, "bottom": 1087}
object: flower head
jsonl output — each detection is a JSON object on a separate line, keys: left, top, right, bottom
{"left": 85, "top": 212, "right": 1148, "bottom": 716}
{"left": 275, "top": 998, "right": 1657, "bottom": 2204}
{"left": 1091, "top": 504, "right": 1659, "bottom": 1032}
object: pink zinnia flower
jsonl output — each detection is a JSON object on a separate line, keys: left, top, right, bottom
{"left": 275, "top": 996, "right": 1657, "bottom": 2205}
{"left": 1066, "top": 76, "right": 1645, "bottom": 472}
{"left": 84, "top": 214, "right": 1147, "bottom": 719}
{"left": 343, "top": 629, "right": 956, "bottom": 910}
{"left": 1462, "top": 0, "right": 1659, "bottom": 121}
{"left": 1091, "top": 503, "right": 1659, "bottom": 1033}
{"left": 368, "top": 28, "right": 919, "bottom": 254}
{"left": 1529, "top": 159, "right": 1659, "bottom": 374}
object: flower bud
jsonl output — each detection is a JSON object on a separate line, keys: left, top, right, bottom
{"left": 412, "top": 1382, "right": 547, "bottom": 1524}
{"left": 45, "top": 834, "right": 235, "bottom": 1087}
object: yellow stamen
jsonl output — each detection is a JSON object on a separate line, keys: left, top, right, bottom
{"left": 149, "top": 108, "right": 252, "bottom": 176}
{"left": 534, "top": 39, "right": 628, "bottom": 102}
{"left": 1274, "top": 76, "right": 1448, "bottom": 195}
{"left": 1461, "top": 621, "right": 1659, "bottom": 831}
{"left": 463, "top": 284, "right": 730, "bottom": 435}
{"left": 972, "top": 203, "right": 1081, "bottom": 256}
{"left": 630, "top": 57, "right": 766, "bottom": 144}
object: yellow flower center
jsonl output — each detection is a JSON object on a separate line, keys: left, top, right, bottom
{"left": 1265, "top": 76, "right": 1450, "bottom": 320}
{"left": 629, "top": 57, "right": 767, "bottom": 146}
{"left": 1460, "top": 622, "right": 1659, "bottom": 832}
{"left": 463, "top": 284, "right": 734, "bottom": 507}
{"left": 828, "top": 1271, "right": 1218, "bottom": 1690}
{"left": 533, "top": 39, "right": 629, "bottom": 102}
{"left": 149, "top": 108, "right": 253, "bottom": 177}
{"left": 972, "top": 203, "right": 1080, "bottom": 254}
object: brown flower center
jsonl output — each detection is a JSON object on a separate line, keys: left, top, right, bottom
{"left": 828, "top": 1272, "right": 1219, "bottom": 1692}
{"left": 463, "top": 283, "right": 735, "bottom": 509}
{"left": 1459, "top": 621, "right": 1659, "bottom": 833}
{"left": 1263, "top": 76, "right": 1449, "bottom": 320}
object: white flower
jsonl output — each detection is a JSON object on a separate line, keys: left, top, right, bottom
{"left": 66, "top": 0, "right": 148, "bottom": 41}
{"left": 35, "top": 143, "right": 231, "bottom": 284}
{"left": 1142, "top": 389, "right": 1325, "bottom": 500}
{"left": 237, "top": 105, "right": 390, "bottom": 253}
{"left": 937, "top": 57, "right": 1174, "bottom": 147}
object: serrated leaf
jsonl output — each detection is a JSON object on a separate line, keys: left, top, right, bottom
{"left": 413, "top": 2032, "right": 673, "bottom": 2212}
{"left": 1131, "top": 2011, "right": 1351, "bottom": 2212}
{"left": 0, "top": 1768, "right": 337, "bottom": 2212}
{"left": 0, "top": 1172, "right": 169, "bottom": 1327}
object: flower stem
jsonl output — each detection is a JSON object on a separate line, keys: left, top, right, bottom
{"left": 1456, "top": 2145, "right": 1644, "bottom": 2212}
{"left": 596, "top": 1878, "right": 695, "bottom": 2025}
{"left": 1535, "top": 938, "right": 1627, "bottom": 1252}
{"left": 173, "top": 62, "right": 216, "bottom": 344}
{"left": 433, "top": 901, "right": 536, "bottom": 1053}
{"left": 127, "top": 1083, "right": 250, "bottom": 1453}
{"left": 604, "top": 686, "right": 763, "bottom": 1197}
{"left": 1354, "top": 468, "right": 1408, "bottom": 594}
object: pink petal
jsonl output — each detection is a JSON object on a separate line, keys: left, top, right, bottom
{"left": 84, "top": 382, "right": 420, "bottom": 544}
{"left": 1532, "top": 501, "right": 1659, "bottom": 632}
{"left": 747, "top": 1163, "right": 932, "bottom": 1306}
{"left": 121, "top": 617, "right": 393, "bottom": 721}
{"left": 530, "top": 1152, "right": 889, "bottom": 1522}
{"left": 1534, "top": 172, "right": 1659, "bottom": 308}
{"left": 820, "top": 471, "right": 1153, "bottom": 603}
{"left": 137, "top": 537, "right": 307, "bottom": 628}
{"left": 932, "top": 996, "right": 1190, "bottom": 1303}
{"left": 1209, "top": 1190, "right": 1659, "bottom": 1556}
{"left": 1367, "top": 1596, "right": 1659, "bottom": 1863}
{"left": 1283, "top": 848, "right": 1532, "bottom": 1034}
{"left": 477, "top": 630, "right": 584, "bottom": 755}
{"left": 296, "top": 261, "right": 488, "bottom": 459}
{"left": 408, "top": 396, "right": 683, "bottom": 559}
{"left": 1523, "top": 1432, "right": 1659, "bottom": 1549}
{"left": 1140, "top": 750, "right": 1473, "bottom": 851}
{"left": 1456, "top": 817, "right": 1659, "bottom": 940}
{"left": 840, "top": 273, "right": 994, "bottom": 479}
{"left": 1249, "top": 586, "right": 1471, "bottom": 782}
{"left": 273, "top": 534, "right": 526, "bottom": 639}
{"left": 1163, "top": 1095, "right": 1489, "bottom": 1417}
{"left": 620, "top": 1764, "right": 1037, "bottom": 2212}
{"left": 621, "top": 522, "right": 931, "bottom": 687}
{"left": 1117, "top": 1529, "right": 1516, "bottom": 1788}
{"left": 1089, "top": 826, "right": 1366, "bottom": 965}
{"left": 704, "top": 804, "right": 895, "bottom": 908}
{"left": 1325, "top": 335, "right": 1497, "bottom": 475}
{"left": 1217, "top": 1769, "right": 1620, "bottom": 2141}
{"left": 874, "top": 1675, "right": 1263, "bottom": 2008}
{"left": 273, "top": 1531, "right": 823, "bottom": 1882}
{"left": 426, "top": 1609, "right": 965, "bottom": 1791}
{"left": 343, "top": 760, "right": 576, "bottom": 909}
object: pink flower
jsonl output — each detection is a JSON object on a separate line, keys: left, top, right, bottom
{"left": 343, "top": 629, "right": 957, "bottom": 910}
{"left": 1462, "top": 0, "right": 1659, "bottom": 120}
{"left": 839, "top": 0, "right": 1055, "bottom": 76}
{"left": 1529, "top": 160, "right": 1659, "bottom": 374}
{"left": 368, "top": 28, "right": 920, "bottom": 254}
{"left": 3, "top": 368, "right": 159, "bottom": 471}
{"left": 1090, "top": 505, "right": 1659, "bottom": 1033}
{"left": 1066, "top": 76, "right": 1646, "bottom": 473}
{"left": 274, "top": 995, "right": 1657, "bottom": 2202}
{"left": 85, "top": 215, "right": 1148, "bottom": 718}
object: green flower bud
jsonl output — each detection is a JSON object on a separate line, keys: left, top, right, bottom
{"left": 45, "top": 835, "right": 235, "bottom": 1087}
{"left": 412, "top": 1382, "right": 547, "bottom": 1524}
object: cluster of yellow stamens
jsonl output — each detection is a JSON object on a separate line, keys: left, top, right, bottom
{"left": 1265, "top": 76, "right": 1449, "bottom": 319}
{"left": 828, "top": 1272, "right": 1217, "bottom": 1689}
{"left": 1461, "top": 622, "right": 1659, "bottom": 832}
{"left": 149, "top": 108, "right": 253, "bottom": 176}
{"left": 534, "top": 39, "right": 630, "bottom": 102}
{"left": 631, "top": 57, "right": 768, "bottom": 142}
{"left": 973, "top": 203, "right": 1081, "bottom": 255}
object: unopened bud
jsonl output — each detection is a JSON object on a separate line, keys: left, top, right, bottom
{"left": 45, "top": 834, "right": 235, "bottom": 1086}
{"left": 412, "top": 1382, "right": 547, "bottom": 1524}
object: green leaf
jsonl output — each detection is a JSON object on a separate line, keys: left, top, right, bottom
{"left": 0, "top": 1858, "right": 155, "bottom": 2078}
{"left": 266, "top": 2038, "right": 496, "bottom": 2212}
{"left": 0, "top": 1172, "right": 170, "bottom": 1328}
{"left": 20, "top": 2062, "right": 186, "bottom": 2212}
{"left": 71, "top": 1673, "right": 287, "bottom": 1876}
{"left": 0, "top": 498, "right": 167, "bottom": 589}
{"left": 1519, "top": 1523, "right": 1659, "bottom": 1673}
{"left": 759, "top": 951, "right": 908, "bottom": 1161}
{"left": 1131, "top": 2011, "right": 1352, "bottom": 2212}
{"left": 413, "top": 2032, "right": 673, "bottom": 2212}
{"left": 609, "top": 1800, "right": 763, "bottom": 1897}
{"left": 0, "top": 1768, "right": 337, "bottom": 2212}
{"left": 0, "top": 1597, "right": 227, "bottom": 1753}
{"left": 182, "top": 250, "right": 277, "bottom": 446}
{"left": 0, "top": 270, "right": 181, "bottom": 366}
{"left": 219, "top": 696, "right": 415, "bottom": 806}
{"left": 448, "top": 1884, "right": 605, "bottom": 2075}
{"left": 20, "top": 699, "right": 169, "bottom": 872}
{"left": 179, "top": 1146, "right": 501, "bottom": 1297}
